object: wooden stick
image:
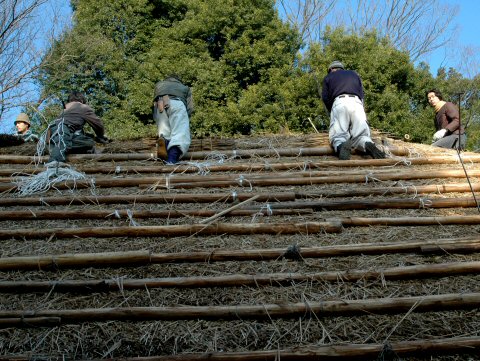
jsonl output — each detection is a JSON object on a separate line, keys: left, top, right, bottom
{"left": 262, "top": 197, "right": 480, "bottom": 211}
{"left": 0, "top": 221, "right": 343, "bottom": 240}
{"left": 5, "top": 168, "right": 480, "bottom": 192}
{"left": 0, "top": 293, "right": 478, "bottom": 327}
{"left": 3, "top": 155, "right": 480, "bottom": 176}
{"left": 79, "top": 336, "right": 480, "bottom": 360}
{"left": 1, "top": 261, "right": 478, "bottom": 293}
{"left": 0, "top": 238, "right": 477, "bottom": 271}
{"left": 298, "top": 182, "right": 480, "bottom": 198}
{"left": 0, "top": 192, "right": 295, "bottom": 207}
{"left": 341, "top": 215, "right": 480, "bottom": 226}
{"left": 0, "top": 208, "right": 312, "bottom": 221}
{"left": 199, "top": 195, "right": 260, "bottom": 224}
{"left": 0, "top": 146, "right": 411, "bottom": 164}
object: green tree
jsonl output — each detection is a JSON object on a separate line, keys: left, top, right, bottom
{"left": 37, "top": 0, "right": 303, "bottom": 138}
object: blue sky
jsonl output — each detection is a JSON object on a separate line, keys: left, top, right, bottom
{"left": 425, "top": 0, "right": 480, "bottom": 76}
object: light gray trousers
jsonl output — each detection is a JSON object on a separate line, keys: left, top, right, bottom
{"left": 329, "top": 95, "right": 373, "bottom": 152}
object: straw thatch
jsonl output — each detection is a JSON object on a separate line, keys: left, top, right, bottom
{"left": 0, "top": 132, "right": 479, "bottom": 360}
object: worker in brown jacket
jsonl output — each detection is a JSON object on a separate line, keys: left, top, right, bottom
{"left": 427, "top": 89, "right": 466, "bottom": 150}
{"left": 47, "top": 91, "right": 109, "bottom": 166}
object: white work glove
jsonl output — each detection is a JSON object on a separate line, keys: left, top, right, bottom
{"left": 432, "top": 129, "right": 447, "bottom": 141}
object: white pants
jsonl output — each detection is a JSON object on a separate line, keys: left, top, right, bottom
{"left": 329, "top": 95, "right": 372, "bottom": 152}
{"left": 154, "top": 99, "right": 191, "bottom": 156}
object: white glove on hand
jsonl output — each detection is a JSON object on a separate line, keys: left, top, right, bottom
{"left": 433, "top": 129, "right": 447, "bottom": 141}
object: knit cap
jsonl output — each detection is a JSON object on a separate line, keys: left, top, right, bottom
{"left": 328, "top": 60, "right": 345, "bottom": 72}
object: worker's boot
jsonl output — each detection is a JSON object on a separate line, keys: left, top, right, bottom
{"left": 156, "top": 136, "right": 168, "bottom": 160}
{"left": 365, "top": 142, "right": 386, "bottom": 159}
{"left": 166, "top": 145, "right": 182, "bottom": 164}
{"left": 336, "top": 139, "right": 352, "bottom": 160}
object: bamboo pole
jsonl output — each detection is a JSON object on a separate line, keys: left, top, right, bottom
{"left": 341, "top": 215, "right": 480, "bottom": 226}
{"left": 1, "top": 261, "right": 478, "bottom": 293}
{"left": 82, "top": 336, "right": 480, "bottom": 361}
{"left": 0, "top": 146, "right": 411, "bottom": 164}
{"left": 3, "top": 211, "right": 480, "bottom": 228}
{"left": 0, "top": 192, "right": 295, "bottom": 207}
{"left": 297, "top": 182, "right": 480, "bottom": 198}
{"left": 0, "top": 238, "right": 477, "bottom": 271}
{"left": 3, "top": 169, "right": 480, "bottom": 192}
{"left": 0, "top": 292, "right": 478, "bottom": 327}
{"left": 0, "top": 221, "right": 343, "bottom": 240}
{"left": 3, "top": 154, "right": 480, "bottom": 176}
{"left": 263, "top": 197, "right": 480, "bottom": 211}
{"left": 0, "top": 208, "right": 312, "bottom": 221}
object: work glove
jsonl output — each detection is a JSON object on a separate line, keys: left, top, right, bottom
{"left": 432, "top": 129, "right": 447, "bottom": 141}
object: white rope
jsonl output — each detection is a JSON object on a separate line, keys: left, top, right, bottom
{"left": 126, "top": 209, "right": 139, "bottom": 227}
{"left": 106, "top": 210, "right": 121, "bottom": 219}
{"left": 165, "top": 174, "right": 171, "bottom": 190}
{"left": 386, "top": 158, "right": 412, "bottom": 167}
{"left": 418, "top": 198, "right": 433, "bottom": 209}
{"left": 13, "top": 164, "right": 96, "bottom": 196}
{"left": 205, "top": 152, "right": 230, "bottom": 164}
{"left": 34, "top": 128, "right": 49, "bottom": 165}
{"left": 174, "top": 152, "right": 237, "bottom": 176}
{"left": 364, "top": 173, "right": 382, "bottom": 184}
{"left": 236, "top": 175, "right": 253, "bottom": 191}
{"left": 251, "top": 203, "right": 273, "bottom": 222}
{"left": 179, "top": 161, "right": 211, "bottom": 176}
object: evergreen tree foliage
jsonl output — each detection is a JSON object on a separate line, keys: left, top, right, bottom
{"left": 37, "top": 1, "right": 478, "bottom": 151}
{"left": 38, "top": 0, "right": 306, "bottom": 138}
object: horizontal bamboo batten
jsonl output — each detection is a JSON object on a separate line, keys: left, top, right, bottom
{"left": 0, "top": 261, "right": 478, "bottom": 293}
{"left": 2, "top": 168, "right": 480, "bottom": 192}
{"left": 79, "top": 336, "right": 480, "bottom": 361}
{"left": 0, "top": 208, "right": 313, "bottom": 221}
{"left": 0, "top": 238, "right": 477, "bottom": 271}
{"left": 2, "top": 212, "right": 480, "bottom": 228}
{"left": 263, "top": 196, "right": 480, "bottom": 211}
{"left": 298, "top": 182, "right": 480, "bottom": 198}
{"left": 2, "top": 154, "right": 480, "bottom": 176}
{"left": 0, "top": 192, "right": 295, "bottom": 207}
{"left": 0, "top": 293, "right": 479, "bottom": 328}
{"left": 1, "top": 184, "right": 478, "bottom": 209}
{"left": 0, "top": 221, "right": 343, "bottom": 240}
{"left": 0, "top": 146, "right": 412, "bottom": 164}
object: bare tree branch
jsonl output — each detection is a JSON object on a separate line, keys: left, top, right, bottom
{"left": 0, "top": 0, "right": 68, "bottom": 124}
{"left": 342, "top": 0, "right": 459, "bottom": 61}
{"left": 277, "top": 0, "right": 338, "bottom": 45}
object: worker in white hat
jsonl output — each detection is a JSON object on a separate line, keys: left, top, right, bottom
{"left": 14, "top": 113, "right": 39, "bottom": 142}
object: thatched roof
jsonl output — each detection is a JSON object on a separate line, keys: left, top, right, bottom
{"left": 0, "top": 133, "right": 479, "bottom": 360}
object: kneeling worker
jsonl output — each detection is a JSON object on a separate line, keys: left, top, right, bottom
{"left": 47, "top": 92, "right": 108, "bottom": 165}
{"left": 153, "top": 75, "right": 193, "bottom": 164}
{"left": 321, "top": 61, "right": 386, "bottom": 160}
{"left": 426, "top": 89, "right": 466, "bottom": 150}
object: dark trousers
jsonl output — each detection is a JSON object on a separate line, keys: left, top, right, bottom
{"left": 48, "top": 122, "right": 95, "bottom": 162}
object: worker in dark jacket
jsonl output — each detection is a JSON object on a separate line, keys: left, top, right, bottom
{"left": 321, "top": 61, "right": 385, "bottom": 160}
{"left": 427, "top": 89, "right": 466, "bottom": 149}
{"left": 47, "top": 91, "right": 108, "bottom": 165}
{"left": 153, "top": 75, "right": 193, "bottom": 164}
